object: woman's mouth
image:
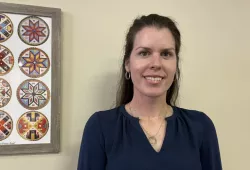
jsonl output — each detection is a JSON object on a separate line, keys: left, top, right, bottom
{"left": 144, "top": 76, "right": 163, "bottom": 84}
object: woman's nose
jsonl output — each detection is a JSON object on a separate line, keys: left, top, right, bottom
{"left": 150, "top": 53, "right": 162, "bottom": 69}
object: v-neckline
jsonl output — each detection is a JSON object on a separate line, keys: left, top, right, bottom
{"left": 121, "top": 104, "right": 177, "bottom": 154}
{"left": 137, "top": 118, "right": 172, "bottom": 154}
{"left": 139, "top": 119, "right": 168, "bottom": 154}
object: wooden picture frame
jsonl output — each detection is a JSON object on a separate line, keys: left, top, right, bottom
{"left": 0, "top": 2, "right": 61, "bottom": 155}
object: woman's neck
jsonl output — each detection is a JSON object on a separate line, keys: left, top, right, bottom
{"left": 128, "top": 91, "right": 172, "bottom": 119}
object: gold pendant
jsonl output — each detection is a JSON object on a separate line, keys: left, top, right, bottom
{"left": 148, "top": 136, "right": 157, "bottom": 145}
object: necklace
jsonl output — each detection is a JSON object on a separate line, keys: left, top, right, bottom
{"left": 140, "top": 118, "right": 165, "bottom": 145}
{"left": 128, "top": 103, "right": 166, "bottom": 145}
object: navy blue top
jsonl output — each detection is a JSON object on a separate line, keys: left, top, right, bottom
{"left": 77, "top": 105, "right": 222, "bottom": 170}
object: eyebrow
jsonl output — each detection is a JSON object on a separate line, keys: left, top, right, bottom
{"left": 135, "top": 46, "right": 175, "bottom": 51}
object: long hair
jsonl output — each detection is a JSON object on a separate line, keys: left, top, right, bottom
{"left": 116, "top": 14, "right": 181, "bottom": 107}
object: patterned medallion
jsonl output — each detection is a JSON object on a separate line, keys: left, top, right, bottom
{"left": 18, "top": 48, "right": 50, "bottom": 78}
{"left": 0, "top": 110, "right": 13, "bottom": 141}
{"left": 17, "top": 111, "right": 49, "bottom": 141}
{"left": 18, "top": 16, "right": 49, "bottom": 46}
{"left": 0, "top": 44, "right": 14, "bottom": 75}
{"left": 0, "top": 78, "right": 12, "bottom": 108}
{"left": 0, "top": 14, "right": 13, "bottom": 43}
{"left": 17, "top": 79, "right": 50, "bottom": 110}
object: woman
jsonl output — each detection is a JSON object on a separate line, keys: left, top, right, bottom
{"left": 77, "top": 14, "right": 222, "bottom": 170}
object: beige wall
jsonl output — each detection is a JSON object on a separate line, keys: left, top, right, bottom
{"left": 0, "top": 0, "right": 249, "bottom": 169}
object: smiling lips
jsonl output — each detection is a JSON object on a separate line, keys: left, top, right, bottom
{"left": 144, "top": 76, "right": 164, "bottom": 84}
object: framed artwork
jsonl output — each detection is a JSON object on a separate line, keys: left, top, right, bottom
{"left": 0, "top": 2, "right": 61, "bottom": 155}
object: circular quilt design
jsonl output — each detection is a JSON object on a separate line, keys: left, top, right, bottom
{"left": 18, "top": 16, "right": 49, "bottom": 46}
{"left": 18, "top": 48, "right": 50, "bottom": 78}
{"left": 17, "top": 79, "right": 50, "bottom": 110}
{"left": 17, "top": 111, "right": 49, "bottom": 141}
{"left": 0, "top": 110, "right": 13, "bottom": 141}
{"left": 0, "top": 44, "right": 14, "bottom": 76}
{"left": 0, "top": 78, "right": 12, "bottom": 108}
{"left": 0, "top": 14, "right": 13, "bottom": 43}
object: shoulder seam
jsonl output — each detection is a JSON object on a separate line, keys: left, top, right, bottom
{"left": 95, "top": 112, "right": 106, "bottom": 151}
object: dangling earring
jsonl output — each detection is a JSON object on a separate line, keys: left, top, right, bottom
{"left": 125, "top": 71, "right": 131, "bottom": 80}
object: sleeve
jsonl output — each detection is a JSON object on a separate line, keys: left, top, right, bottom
{"left": 77, "top": 112, "right": 107, "bottom": 170}
{"left": 200, "top": 113, "right": 223, "bottom": 170}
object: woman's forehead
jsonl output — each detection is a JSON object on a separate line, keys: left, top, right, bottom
{"left": 133, "top": 27, "right": 175, "bottom": 49}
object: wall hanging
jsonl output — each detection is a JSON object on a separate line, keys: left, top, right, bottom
{"left": 0, "top": 2, "right": 61, "bottom": 155}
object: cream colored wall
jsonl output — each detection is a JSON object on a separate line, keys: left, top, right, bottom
{"left": 0, "top": 0, "right": 249, "bottom": 169}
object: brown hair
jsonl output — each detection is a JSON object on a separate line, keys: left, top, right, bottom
{"left": 116, "top": 14, "right": 181, "bottom": 107}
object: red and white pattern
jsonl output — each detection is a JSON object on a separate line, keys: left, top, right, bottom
{"left": 0, "top": 110, "right": 13, "bottom": 141}
{"left": 0, "top": 44, "right": 14, "bottom": 76}
{"left": 18, "top": 16, "right": 49, "bottom": 46}
{"left": 17, "top": 111, "right": 49, "bottom": 141}
{"left": 0, "top": 78, "right": 12, "bottom": 108}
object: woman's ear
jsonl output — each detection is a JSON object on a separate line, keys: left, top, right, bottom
{"left": 125, "top": 59, "right": 130, "bottom": 72}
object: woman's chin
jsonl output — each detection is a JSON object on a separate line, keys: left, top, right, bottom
{"left": 134, "top": 86, "right": 168, "bottom": 98}
{"left": 142, "top": 90, "right": 166, "bottom": 98}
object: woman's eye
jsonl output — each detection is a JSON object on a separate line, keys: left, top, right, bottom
{"left": 161, "top": 51, "right": 171, "bottom": 57}
{"left": 161, "top": 51, "right": 170, "bottom": 56}
{"left": 139, "top": 51, "right": 150, "bottom": 56}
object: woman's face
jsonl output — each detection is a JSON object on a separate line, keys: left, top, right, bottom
{"left": 125, "top": 27, "right": 177, "bottom": 98}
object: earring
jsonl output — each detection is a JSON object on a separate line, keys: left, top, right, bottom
{"left": 125, "top": 71, "right": 131, "bottom": 80}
